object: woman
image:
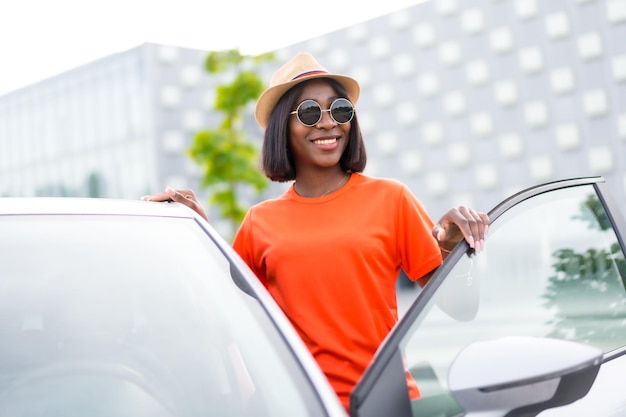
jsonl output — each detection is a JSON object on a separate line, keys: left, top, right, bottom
{"left": 144, "top": 52, "right": 489, "bottom": 412}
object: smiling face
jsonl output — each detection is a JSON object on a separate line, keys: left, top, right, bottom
{"left": 288, "top": 79, "right": 351, "bottom": 173}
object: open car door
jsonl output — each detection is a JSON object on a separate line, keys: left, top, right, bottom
{"left": 352, "top": 176, "right": 626, "bottom": 417}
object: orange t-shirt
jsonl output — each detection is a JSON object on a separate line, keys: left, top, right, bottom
{"left": 232, "top": 173, "right": 442, "bottom": 410}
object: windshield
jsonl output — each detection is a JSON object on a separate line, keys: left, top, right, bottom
{"left": 0, "top": 214, "right": 327, "bottom": 417}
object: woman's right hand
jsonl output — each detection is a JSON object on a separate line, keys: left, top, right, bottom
{"left": 143, "top": 187, "right": 209, "bottom": 223}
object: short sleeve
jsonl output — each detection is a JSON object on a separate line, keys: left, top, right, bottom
{"left": 396, "top": 185, "right": 442, "bottom": 281}
{"left": 232, "top": 209, "right": 269, "bottom": 288}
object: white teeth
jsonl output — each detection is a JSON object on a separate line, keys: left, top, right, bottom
{"left": 313, "top": 139, "right": 336, "bottom": 145}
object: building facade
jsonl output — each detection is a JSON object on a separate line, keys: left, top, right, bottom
{"left": 273, "top": 0, "right": 626, "bottom": 219}
{"left": 0, "top": 43, "right": 214, "bottom": 199}
{"left": 1, "top": 0, "right": 625, "bottom": 227}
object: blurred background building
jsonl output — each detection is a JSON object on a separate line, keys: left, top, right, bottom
{"left": 1, "top": 0, "right": 625, "bottom": 233}
{"left": 0, "top": 44, "right": 214, "bottom": 199}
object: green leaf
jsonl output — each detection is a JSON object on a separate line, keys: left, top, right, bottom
{"left": 188, "top": 49, "right": 275, "bottom": 237}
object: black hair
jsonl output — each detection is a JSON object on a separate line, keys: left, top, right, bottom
{"left": 260, "top": 78, "right": 367, "bottom": 182}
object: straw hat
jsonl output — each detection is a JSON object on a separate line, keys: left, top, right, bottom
{"left": 254, "top": 52, "right": 360, "bottom": 129}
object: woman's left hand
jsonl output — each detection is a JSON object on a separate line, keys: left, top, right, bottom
{"left": 433, "top": 206, "right": 490, "bottom": 253}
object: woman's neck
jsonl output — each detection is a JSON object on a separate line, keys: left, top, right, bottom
{"left": 294, "top": 170, "right": 350, "bottom": 198}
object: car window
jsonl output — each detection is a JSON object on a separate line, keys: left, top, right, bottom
{"left": 402, "top": 184, "right": 626, "bottom": 416}
{"left": 0, "top": 215, "right": 329, "bottom": 417}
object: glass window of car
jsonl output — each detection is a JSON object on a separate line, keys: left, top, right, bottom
{"left": 0, "top": 214, "right": 329, "bottom": 417}
{"left": 401, "top": 184, "right": 626, "bottom": 416}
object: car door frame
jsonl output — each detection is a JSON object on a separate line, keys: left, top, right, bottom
{"left": 350, "top": 176, "right": 626, "bottom": 417}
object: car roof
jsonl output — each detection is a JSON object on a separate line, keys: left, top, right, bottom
{"left": 0, "top": 197, "right": 197, "bottom": 219}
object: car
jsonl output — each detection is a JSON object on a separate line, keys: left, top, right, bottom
{"left": 1, "top": 175, "right": 625, "bottom": 416}
{"left": 0, "top": 197, "right": 346, "bottom": 417}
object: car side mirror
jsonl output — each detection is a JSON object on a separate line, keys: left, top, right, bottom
{"left": 448, "top": 336, "right": 602, "bottom": 417}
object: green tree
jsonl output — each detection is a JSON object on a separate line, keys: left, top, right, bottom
{"left": 189, "top": 50, "right": 274, "bottom": 233}
{"left": 86, "top": 172, "right": 104, "bottom": 198}
{"left": 543, "top": 195, "right": 626, "bottom": 348}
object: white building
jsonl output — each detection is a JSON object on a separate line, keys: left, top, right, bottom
{"left": 1, "top": 0, "right": 625, "bottom": 221}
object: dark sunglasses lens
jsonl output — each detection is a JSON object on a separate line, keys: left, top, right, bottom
{"left": 331, "top": 99, "right": 354, "bottom": 124}
{"left": 297, "top": 100, "right": 322, "bottom": 126}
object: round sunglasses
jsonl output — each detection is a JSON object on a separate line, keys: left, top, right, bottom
{"left": 290, "top": 98, "right": 355, "bottom": 127}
